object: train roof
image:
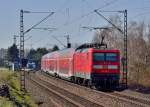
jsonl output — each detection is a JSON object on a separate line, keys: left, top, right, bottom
{"left": 75, "top": 43, "right": 119, "bottom": 51}
{"left": 75, "top": 43, "right": 107, "bottom": 51}
{"left": 42, "top": 51, "right": 58, "bottom": 59}
{"left": 42, "top": 48, "right": 75, "bottom": 59}
{"left": 42, "top": 43, "right": 120, "bottom": 59}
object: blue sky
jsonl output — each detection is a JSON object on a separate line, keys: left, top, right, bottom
{"left": 0, "top": 0, "right": 150, "bottom": 49}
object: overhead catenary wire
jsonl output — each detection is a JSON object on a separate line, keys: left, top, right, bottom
{"left": 24, "top": 36, "right": 32, "bottom": 42}
{"left": 22, "top": 11, "right": 53, "bottom": 14}
{"left": 28, "top": 0, "right": 71, "bottom": 46}
{"left": 94, "top": 9, "right": 123, "bottom": 34}
{"left": 24, "top": 12, "right": 54, "bottom": 34}
{"left": 51, "top": 35, "right": 67, "bottom": 48}
{"left": 130, "top": 11, "right": 150, "bottom": 19}
{"left": 95, "top": 0, "right": 119, "bottom": 11}
{"left": 30, "top": 0, "right": 119, "bottom": 48}
{"left": 30, "top": 28, "right": 67, "bottom": 48}
{"left": 56, "top": 0, "right": 119, "bottom": 30}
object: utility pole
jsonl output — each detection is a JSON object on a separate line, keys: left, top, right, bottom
{"left": 20, "top": 10, "right": 25, "bottom": 92}
{"left": 122, "top": 10, "right": 128, "bottom": 88}
{"left": 19, "top": 10, "right": 54, "bottom": 92}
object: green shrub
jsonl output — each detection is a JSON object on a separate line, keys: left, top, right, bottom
{"left": 0, "top": 69, "right": 37, "bottom": 107}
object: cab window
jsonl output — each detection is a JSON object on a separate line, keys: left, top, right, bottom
{"left": 106, "top": 53, "right": 118, "bottom": 62}
{"left": 93, "top": 53, "right": 105, "bottom": 61}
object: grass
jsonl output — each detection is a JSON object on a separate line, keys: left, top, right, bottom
{"left": 0, "top": 97, "right": 15, "bottom": 107}
{"left": 0, "top": 68, "right": 37, "bottom": 107}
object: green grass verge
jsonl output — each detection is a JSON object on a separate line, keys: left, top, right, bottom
{"left": 0, "top": 97, "right": 15, "bottom": 107}
{"left": 0, "top": 68, "right": 37, "bottom": 107}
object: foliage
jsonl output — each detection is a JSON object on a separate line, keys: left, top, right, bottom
{"left": 0, "top": 97, "right": 15, "bottom": 107}
{"left": 27, "top": 46, "right": 59, "bottom": 66}
{"left": 27, "top": 49, "right": 37, "bottom": 60}
{"left": 51, "top": 45, "right": 59, "bottom": 52}
{"left": 27, "top": 48, "right": 48, "bottom": 64}
{"left": 7, "top": 44, "right": 19, "bottom": 62}
{"left": 0, "top": 69, "right": 37, "bottom": 107}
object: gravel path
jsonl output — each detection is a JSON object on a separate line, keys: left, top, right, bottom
{"left": 119, "top": 89, "right": 150, "bottom": 101}
{"left": 26, "top": 76, "right": 59, "bottom": 107}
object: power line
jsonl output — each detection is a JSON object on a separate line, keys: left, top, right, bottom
{"left": 27, "top": 0, "right": 119, "bottom": 48}
{"left": 30, "top": 28, "right": 67, "bottom": 48}
{"left": 24, "top": 12, "right": 54, "bottom": 34}
{"left": 33, "top": 27, "right": 57, "bottom": 31}
{"left": 96, "top": 0, "right": 119, "bottom": 10}
{"left": 24, "top": 36, "right": 32, "bottom": 42}
{"left": 82, "top": 26, "right": 112, "bottom": 31}
{"left": 22, "top": 11, "right": 52, "bottom": 13}
{"left": 51, "top": 35, "right": 67, "bottom": 48}
{"left": 130, "top": 6, "right": 150, "bottom": 11}
{"left": 96, "top": 10, "right": 124, "bottom": 13}
{"left": 130, "top": 11, "right": 150, "bottom": 19}
{"left": 94, "top": 10, "right": 123, "bottom": 33}
{"left": 56, "top": 0, "right": 119, "bottom": 30}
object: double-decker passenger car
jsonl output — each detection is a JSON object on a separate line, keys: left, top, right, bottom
{"left": 41, "top": 43, "right": 120, "bottom": 89}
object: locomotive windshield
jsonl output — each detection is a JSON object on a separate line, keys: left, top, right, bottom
{"left": 93, "top": 53, "right": 105, "bottom": 61}
{"left": 93, "top": 53, "right": 118, "bottom": 62}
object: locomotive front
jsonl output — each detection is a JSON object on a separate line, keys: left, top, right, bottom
{"left": 91, "top": 49, "right": 120, "bottom": 89}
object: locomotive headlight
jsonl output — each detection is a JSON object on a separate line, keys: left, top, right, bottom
{"left": 108, "top": 65, "right": 118, "bottom": 69}
{"left": 93, "top": 65, "right": 103, "bottom": 69}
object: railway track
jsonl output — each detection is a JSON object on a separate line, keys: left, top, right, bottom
{"left": 44, "top": 74, "right": 150, "bottom": 107}
{"left": 31, "top": 71, "right": 150, "bottom": 107}
{"left": 27, "top": 73, "right": 103, "bottom": 107}
{"left": 111, "top": 91, "right": 150, "bottom": 106}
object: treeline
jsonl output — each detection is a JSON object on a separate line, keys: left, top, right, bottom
{"left": 27, "top": 45, "right": 59, "bottom": 63}
{"left": 6, "top": 44, "right": 59, "bottom": 66}
{"left": 93, "top": 15, "right": 150, "bottom": 88}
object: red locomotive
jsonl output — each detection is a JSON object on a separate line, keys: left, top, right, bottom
{"left": 41, "top": 43, "right": 120, "bottom": 89}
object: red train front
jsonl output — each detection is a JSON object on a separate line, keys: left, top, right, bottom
{"left": 41, "top": 43, "right": 120, "bottom": 89}
{"left": 92, "top": 49, "right": 120, "bottom": 89}
{"left": 73, "top": 44, "right": 120, "bottom": 89}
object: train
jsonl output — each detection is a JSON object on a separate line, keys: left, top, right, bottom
{"left": 41, "top": 43, "right": 120, "bottom": 89}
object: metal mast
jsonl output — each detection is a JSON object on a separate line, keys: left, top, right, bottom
{"left": 20, "top": 9, "right": 25, "bottom": 91}
{"left": 19, "top": 10, "right": 54, "bottom": 93}
{"left": 122, "top": 10, "right": 128, "bottom": 88}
